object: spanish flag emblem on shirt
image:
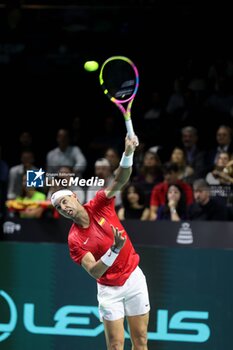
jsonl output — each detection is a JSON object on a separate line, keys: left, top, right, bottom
{"left": 98, "top": 217, "right": 105, "bottom": 226}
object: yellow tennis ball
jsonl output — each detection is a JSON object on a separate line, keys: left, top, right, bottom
{"left": 84, "top": 61, "right": 99, "bottom": 72}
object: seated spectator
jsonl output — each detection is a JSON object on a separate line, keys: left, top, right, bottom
{"left": 169, "top": 147, "right": 194, "bottom": 184}
{"left": 132, "top": 134, "right": 148, "bottom": 175}
{"left": 117, "top": 183, "right": 150, "bottom": 220}
{"left": 46, "top": 128, "right": 87, "bottom": 177}
{"left": 205, "top": 152, "right": 233, "bottom": 207}
{"left": 133, "top": 149, "right": 163, "bottom": 206}
{"left": 157, "top": 184, "right": 188, "bottom": 221}
{"left": 7, "top": 150, "right": 38, "bottom": 199}
{"left": 206, "top": 151, "right": 231, "bottom": 185}
{"left": 223, "top": 159, "right": 233, "bottom": 183}
{"left": 85, "top": 158, "right": 121, "bottom": 205}
{"left": 188, "top": 179, "right": 228, "bottom": 221}
{"left": 211, "top": 160, "right": 233, "bottom": 207}
{"left": 206, "top": 125, "right": 233, "bottom": 171}
{"left": 213, "top": 159, "right": 233, "bottom": 208}
{"left": 104, "top": 147, "right": 121, "bottom": 173}
{"left": 149, "top": 162, "right": 193, "bottom": 220}
{"left": 6, "top": 174, "right": 47, "bottom": 218}
{"left": 180, "top": 126, "right": 207, "bottom": 179}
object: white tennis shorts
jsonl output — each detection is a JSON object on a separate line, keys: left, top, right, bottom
{"left": 97, "top": 266, "right": 150, "bottom": 321}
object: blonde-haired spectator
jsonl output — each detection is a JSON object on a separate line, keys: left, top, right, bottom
{"left": 206, "top": 151, "right": 231, "bottom": 185}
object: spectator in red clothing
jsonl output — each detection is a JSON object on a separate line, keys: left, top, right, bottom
{"left": 149, "top": 162, "right": 193, "bottom": 220}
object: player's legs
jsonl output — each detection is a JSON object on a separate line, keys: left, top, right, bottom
{"left": 103, "top": 317, "right": 125, "bottom": 350}
{"left": 127, "top": 312, "right": 149, "bottom": 350}
{"left": 124, "top": 266, "right": 150, "bottom": 349}
{"left": 97, "top": 283, "right": 126, "bottom": 349}
{"left": 97, "top": 267, "right": 150, "bottom": 349}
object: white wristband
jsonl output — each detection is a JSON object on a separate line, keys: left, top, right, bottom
{"left": 101, "top": 248, "right": 119, "bottom": 267}
{"left": 120, "top": 152, "right": 133, "bottom": 168}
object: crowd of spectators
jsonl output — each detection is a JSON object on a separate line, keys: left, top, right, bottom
{"left": 1, "top": 122, "right": 233, "bottom": 222}
{"left": 1, "top": 58, "right": 233, "bottom": 222}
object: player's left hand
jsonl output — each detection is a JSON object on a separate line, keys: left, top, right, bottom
{"left": 110, "top": 225, "right": 126, "bottom": 250}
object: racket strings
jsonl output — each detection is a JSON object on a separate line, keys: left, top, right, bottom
{"left": 102, "top": 61, "right": 136, "bottom": 101}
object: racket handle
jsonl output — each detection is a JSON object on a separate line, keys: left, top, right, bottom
{"left": 125, "top": 119, "right": 135, "bottom": 139}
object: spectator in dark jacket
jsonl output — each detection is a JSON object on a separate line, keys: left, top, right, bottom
{"left": 188, "top": 178, "right": 228, "bottom": 221}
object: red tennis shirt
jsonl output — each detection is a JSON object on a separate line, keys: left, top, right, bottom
{"left": 68, "top": 189, "right": 139, "bottom": 286}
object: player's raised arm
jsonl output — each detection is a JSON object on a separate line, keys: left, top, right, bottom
{"left": 105, "top": 134, "right": 138, "bottom": 199}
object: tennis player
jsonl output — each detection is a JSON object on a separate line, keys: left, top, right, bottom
{"left": 51, "top": 134, "right": 150, "bottom": 350}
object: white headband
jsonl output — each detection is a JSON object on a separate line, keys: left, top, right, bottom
{"left": 51, "top": 189, "right": 73, "bottom": 207}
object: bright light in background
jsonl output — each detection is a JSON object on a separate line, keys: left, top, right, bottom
{"left": 84, "top": 61, "right": 99, "bottom": 72}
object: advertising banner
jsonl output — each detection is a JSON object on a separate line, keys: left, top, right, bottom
{"left": 1, "top": 241, "right": 232, "bottom": 350}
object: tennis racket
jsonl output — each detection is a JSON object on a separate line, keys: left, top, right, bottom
{"left": 99, "top": 55, "right": 139, "bottom": 140}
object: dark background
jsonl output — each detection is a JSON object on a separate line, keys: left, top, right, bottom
{"left": 0, "top": 0, "right": 232, "bottom": 167}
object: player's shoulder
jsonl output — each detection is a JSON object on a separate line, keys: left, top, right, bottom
{"left": 95, "top": 188, "right": 106, "bottom": 198}
{"left": 90, "top": 189, "right": 115, "bottom": 208}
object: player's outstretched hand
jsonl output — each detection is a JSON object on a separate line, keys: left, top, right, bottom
{"left": 110, "top": 225, "right": 126, "bottom": 250}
